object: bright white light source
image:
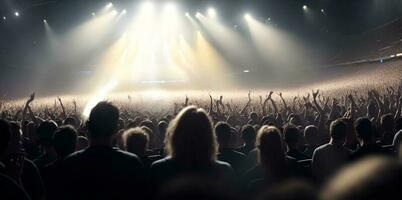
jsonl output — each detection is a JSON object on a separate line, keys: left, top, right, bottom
{"left": 195, "top": 12, "right": 201, "bottom": 18}
{"left": 208, "top": 8, "right": 216, "bottom": 18}
{"left": 303, "top": 5, "right": 308, "bottom": 10}
{"left": 122, "top": 9, "right": 127, "bottom": 15}
{"left": 141, "top": 1, "right": 154, "bottom": 12}
{"left": 321, "top": 9, "right": 325, "bottom": 13}
{"left": 92, "top": 12, "right": 96, "bottom": 16}
{"left": 107, "top": 2, "right": 113, "bottom": 8}
{"left": 2, "top": 16, "right": 6, "bottom": 20}
{"left": 14, "top": 12, "right": 19, "bottom": 17}
{"left": 43, "top": 19, "right": 47, "bottom": 23}
{"left": 185, "top": 12, "right": 190, "bottom": 17}
{"left": 243, "top": 70, "right": 250, "bottom": 73}
{"left": 164, "top": 3, "right": 177, "bottom": 13}
{"left": 244, "top": 13, "right": 252, "bottom": 20}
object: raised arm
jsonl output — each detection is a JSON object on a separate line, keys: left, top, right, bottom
{"left": 21, "top": 92, "right": 35, "bottom": 123}
{"left": 57, "top": 96, "right": 67, "bottom": 119}
{"left": 240, "top": 91, "right": 252, "bottom": 116}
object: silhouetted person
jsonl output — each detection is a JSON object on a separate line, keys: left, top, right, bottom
{"left": 215, "top": 122, "right": 247, "bottom": 175}
{"left": 150, "top": 106, "right": 234, "bottom": 193}
{"left": 242, "top": 126, "right": 301, "bottom": 192}
{"left": 284, "top": 125, "right": 309, "bottom": 161}
{"left": 303, "top": 125, "right": 320, "bottom": 158}
{"left": 379, "top": 114, "right": 395, "bottom": 145}
{"left": 312, "top": 119, "right": 352, "bottom": 183}
{"left": 238, "top": 125, "right": 256, "bottom": 155}
{"left": 6, "top": 122, "right": 45, "bottom": 200}
{"left": 33, "top": 120, "right": 58, "bottom": 170}
{"left": 349, "top": 118, "right": 390, "bottom": 161}
{"left": 43, "top": 125, "right": 77, "bottom": 200}
{"left": 0, "top": 119, "right": 31, "bottom": 200}
{"left": 123, "top": 127, "right": 156, "bottom": 168}
{"left": 60, "top": 101, "right": 147, "bottom": 200}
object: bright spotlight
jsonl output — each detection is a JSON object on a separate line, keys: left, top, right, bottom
{"left": 2, "top": 16, "right": 6, "bottom": 20}
{"left": 106, "top": 2, "right": 113, "bottom": 8}
{"left": 243, "top": 70, "right": 250, "bottom": 73}
{"left": 14, "top": 12, "right": 19, "bottom": 17}
{"left": 195, "top": 12, "right": 201, "bottom": 18}
{"left": 208, "top": 8, "right": 217, "bottom": 18}
{"left": 122, "top": 9, "right": 127, "bottom": 15}
{"left": 185, "top": 12, "right": 190, "bottom": 17}
{"left": 303, "top": 5, "right": 308, "bottom": 10}
{"left": 43, "top": 19, "right": 47, "bottom": 23}
{"left": 244, "top": 13, "right": 252, "bottom": 20}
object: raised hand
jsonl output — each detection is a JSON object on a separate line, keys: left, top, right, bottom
{"left": 312, "top": 89, "right": 319, "bottom": 100}
{"left": 27, "top": 92, "right": 35, "bottom": 104}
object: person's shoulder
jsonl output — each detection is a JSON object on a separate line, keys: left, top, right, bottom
{"left": 214, "top": 160, "right": 233, "bottom": 171}
{"left": 63, "top": 149, "right": 86, "bottom": 163}
{"left": 150, "top": 157, "right": 172, "bottom": 168}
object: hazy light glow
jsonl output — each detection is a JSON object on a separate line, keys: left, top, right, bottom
{"left": 195, "top": 12, "right": 202, "bottom": 18}
{"left": 244, "top": 13, "right": 252, "bottom": 20}
{"left": 14, "top": 12, "right": 19, "bottom": 17}
{"left": 303, "top": 5, "right": 308, "bottom": 10}
{"left": 43, "top": 19, "right": 47, "bottom": 23}
{"left": 2, "top": 16, "right": 6, "bottom": 20}
{"left": 208, "top": 8, "right": 217, "bottom": 18}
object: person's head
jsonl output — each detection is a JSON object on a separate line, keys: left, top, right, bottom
{"left": 330, "top": 119, "right": 347, "bottom": 144}
{"left": 355, "top": 117, "right": 375, "bottom": 144}
{"left": 283, "top": 125, "right": 301, "bottom": 150}
{"left": 87, "top": 101, "right": 119, "bottom": 141}
{"left": 249, "top": 112, "right": 258, "bottom": 122}
{"left": 166, "top": 106, "right": 217, "bottom": 166}
{"left": 140, "top": 119, "right": 155, "bottom": 132}
{"left": 37, "top": 120, "right": 58, "bottom": 147}
{"left": 158, "top": 120, "right": 168, "bottom": 139}
{"left": 215, "top": 122, "right": 232, "bottom": 148}
{"left": 304, "top": 125, "right": 319, "bottom": 147}
{"left": 257, "top": 126, "right": 286, "bottom": 169}
{"left": 380, "top": 114, "right": 394, "bottom": 132}
{"left": 123, "top": 127, "right": 149, "bottom": 156}
{"left": 321, "top": 156, "right": 402, "bottom": 200}
{"left": 53, "top": 125, "right": 77, "bottom": 158}
{"left": 0, "top": 119, "right": 11, "bottom": 157}
{"left": 63, "top": 116, "right": 80, "bottom": 129}
{"left": 393, "top": 130, "right": 402, "bottom": 154}
{"left": 241, "top": 125, "right": 256, "bottom": 146}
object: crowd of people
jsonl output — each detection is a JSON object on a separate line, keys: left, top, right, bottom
{"left": 0, "top": 84, "right": 402, "bottom": 200}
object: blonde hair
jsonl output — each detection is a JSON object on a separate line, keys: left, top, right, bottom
{"left": 257, "top": 126, "right": 287, "bottom": 172}
{"left": 165, "top": 106, "right": 217, "bottom": 166}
